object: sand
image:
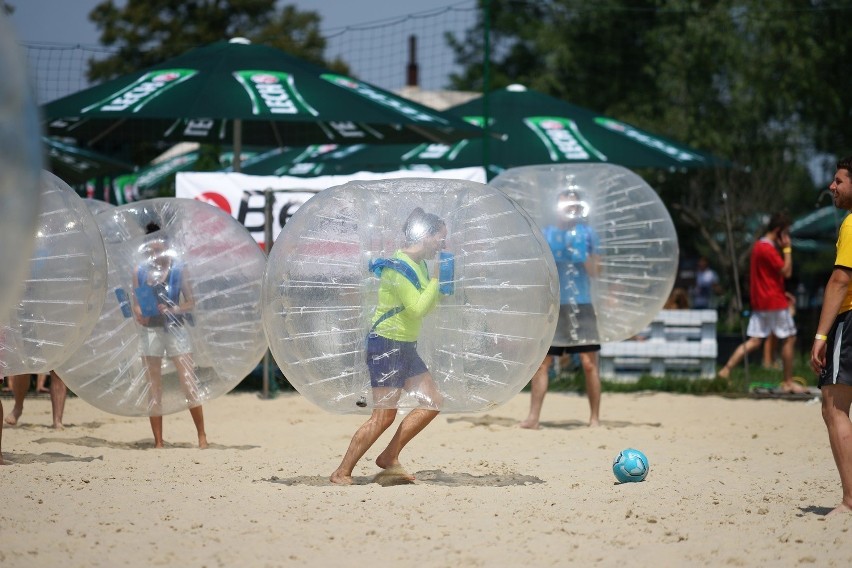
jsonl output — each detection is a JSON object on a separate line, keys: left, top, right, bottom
{"left": 1, "top": 389, "right": 850, "bottom": 567}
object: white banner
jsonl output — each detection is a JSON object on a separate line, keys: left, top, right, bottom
{"left": 175, "top": 167, "right": 486, "bottom": 250}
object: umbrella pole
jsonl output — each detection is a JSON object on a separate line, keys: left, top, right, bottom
{"left": 722, "top": 189, "right": 749, "bottom": 382}
{"left": 261, "top": 188, "right": 276, "bottom": 399}
{"left": 233, "top": 119, "right": 242, "bottom": 173}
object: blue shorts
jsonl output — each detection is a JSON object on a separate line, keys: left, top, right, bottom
{"left": 366, "top": 334, "right": 428, "bottom": 389}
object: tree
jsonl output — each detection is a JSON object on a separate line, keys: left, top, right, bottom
{"left": 87, "top": 0, "right": 348, "bottom": 81}
{"left": 448, "top": 0, "right": 849, "bottom": 320}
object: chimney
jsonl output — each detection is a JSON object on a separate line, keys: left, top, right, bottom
{"left": 406, "top": 35, "right": 419, "bottom": 87}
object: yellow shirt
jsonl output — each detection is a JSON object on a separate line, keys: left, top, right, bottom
{"left": 371, "top": 251, "right": 440, "bottom": 341}
{"left": 836, "top": 215, "right": 852, "bottom": 313}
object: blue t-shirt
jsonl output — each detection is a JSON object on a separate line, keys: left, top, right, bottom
{"left": 543, "top": 223, "right": 599, "bottom": 305}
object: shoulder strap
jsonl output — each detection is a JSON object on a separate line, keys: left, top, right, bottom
{"left": 168, "top": 262, "right": 183, "bottom": 304}
{"left": 368, "top": 258, "right": 422, "bottom": 291}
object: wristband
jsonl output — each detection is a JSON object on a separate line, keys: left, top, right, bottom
{"left": 782, "top": 247, "right": 792, "bottom": 254}
{"left": 815, "top": 333, "right": 828, "bottom": 341}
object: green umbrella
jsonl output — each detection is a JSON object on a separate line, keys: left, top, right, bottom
{"left": 790, "top": 205, "right": 847, "bottom": 243}
{"left": 113, "top": 147, "right": 258, "bottom": 202}
{"left": 41, "top": 39, "right": 482, "bottom": 161}
{"left": 43, "top": 137, "right": 135, "bottom": 185}
{"left": 240, "top": 85, "right": 725, "bottom": 177}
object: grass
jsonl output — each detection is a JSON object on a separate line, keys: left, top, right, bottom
{"left": 538, "top": 354, "right": 817, "bottom": 396}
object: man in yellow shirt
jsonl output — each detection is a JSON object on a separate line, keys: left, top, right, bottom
{"left": 331, "top": 208, "right": 447, "bottom": 485}
{"left": 811, "top": 155, "right": 852, "bottom": 516}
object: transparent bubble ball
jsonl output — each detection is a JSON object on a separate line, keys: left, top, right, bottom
{"left": 56, "top": 198, "right": 268, "bottom": 417}
{"left": 0, "top": 13, "right": 43, "bottom": 314}
{"left": 491, "top": 164, "right": 678, "bottom": 344}
{"left": 262, "top": 178, "right": 559, "bottom": 414}
{"left": 1, "top": 171, "right": 108, "bottom": 375}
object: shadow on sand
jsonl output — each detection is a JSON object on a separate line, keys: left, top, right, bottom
{"left": 446, "top": 414, "right": 661, "bottom": 431}
{"left": 33, "top": 436, "right": 259, "bottom": 451}
{"left": 267, "top": 469, "right": 544, "bottom": 488}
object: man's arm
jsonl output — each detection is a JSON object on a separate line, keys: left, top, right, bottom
{"left": 778, "top": 230, "right": 793, "bottom": 279}
{"left": 811, "top": 266, "right": 852, "bottom": 373}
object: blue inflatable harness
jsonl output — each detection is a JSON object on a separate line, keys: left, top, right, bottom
{"left": 368, "top": 258, "right": 422, "bottom": 335}
{"left": 135, "top": 263, "right": 194, "bottom": 327}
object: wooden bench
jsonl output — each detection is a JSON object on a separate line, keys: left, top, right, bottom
{"left": 599, "top": 309, "right": 718, "bottom": 381}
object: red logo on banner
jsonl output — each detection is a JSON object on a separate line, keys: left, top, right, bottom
{"left": 196, "top": 192, "right": 231, "bottom": 214}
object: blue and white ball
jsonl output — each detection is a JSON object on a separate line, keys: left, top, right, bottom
{"left": 612, "top": 448, "right": 649, "bottom": 483}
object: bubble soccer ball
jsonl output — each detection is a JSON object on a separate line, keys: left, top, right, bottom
{"left": 491, "top": 164, "right": 678, "bottom": 345}
{"left": 0, "top": 171, "right": 107, "bottom": 375}
{"left": 56, "top": 198, "right": 268, "bottom": 417}
{"left": 262, "top": 178, "right": 559, "bottom": 414}
{"left": 613, "top": 448, "right": 650, "bottom": 483}
{"left": 0, "top": 13, "right": 43, "bottom": 314}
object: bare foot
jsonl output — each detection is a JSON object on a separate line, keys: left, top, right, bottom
{"left": 519, "top": 419, "right": 540, "bottom": 430}
{"left": 153, "top": 440, "right": 164, "bottom": 449}
{"left": 589, "top": 418, "right": 600, "bottom": 427}
{"left": 37, "top": 388, "right": 50, "bottom": 394}
{"left": 779, "top": 381, "right": 808, "bottom": 394}
{"left": 330, "top": 470, "right": 354, "bottom": 485}
{"left": 826, "top": 502, "right": 852, "bottom": 517}
{"left": 373, "top": 464, "right": 415, "bottom": 486}
{"left": 717, "top": 366, "right": 730, "bottom": 380}
{"left": 52, "top": 422, "right": 64, "bottom": 430}
{"left": 4, "top": 408, "right": 22, "bottom": 426}
{"left": 198, "top": 435, "right": 208, "bottom": 449}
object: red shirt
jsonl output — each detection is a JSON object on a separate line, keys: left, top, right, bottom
{"left": 749, "top": 238, "right": 788, "bottom": 311}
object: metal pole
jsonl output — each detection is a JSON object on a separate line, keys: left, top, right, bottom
{"left": 261, "top": 188, "right": 275, "bottom": 399}
{"left": 482, "top": 0, "right": 492, "bottom": 179}
{"left": 722, "top": 190, "right": 749, "bottom": 381}
{"left": 233, "top": 118, "right": 242, "bottom": 173}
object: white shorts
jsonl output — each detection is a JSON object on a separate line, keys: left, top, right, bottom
{"left": 747, "top": 309, "right": 796, "bottom": 339}
{"left": 139, "top": 324, "right": 192, "bottom": 358}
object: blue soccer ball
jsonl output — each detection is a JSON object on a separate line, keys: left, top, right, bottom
{"left": 612, "top": 448, "right": 649, "bottom": 483}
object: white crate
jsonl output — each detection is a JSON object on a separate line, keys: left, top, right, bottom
{"left": 600, "top": 309, "right": 718, "bottom": 381}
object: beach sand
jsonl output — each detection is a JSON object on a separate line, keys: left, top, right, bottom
{"left": 1, "top": 390, "right": 850, "bottom": 567}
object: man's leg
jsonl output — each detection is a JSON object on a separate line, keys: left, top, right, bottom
{"left": 375, "top": 407, "right": 440, "bottom": 480}
{"left": 718, "top": 338, "right": 764, "bottom": 379}
{"left": 4, "top": 374, "right": 30, "bottom": 425}
{"left": 50, "top": 371, "right": 67, "bottom": 429}
{"left": 36, "top": 373, "right": 49, "bottom": 394}
{"left": 331, "top": 408, "right": 397, "bottom": 485}
{"left": 821, "top": 384, "right": 852, "bottom": 516}
{"left": 520, "top": 356, "right": 553, "bottom": 429}
{"left": 579, "top": 351, "right": 601, "bottom": 427}
{"left": 779, "top": 336, "right": 806, "bottom": 393}
{"left": 188, "top": 405, "right": 208, "bottom": 449}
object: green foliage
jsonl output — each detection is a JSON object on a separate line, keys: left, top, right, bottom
{"left": 87, "top": 0, "right": 348, "bottom": 81}
{"left": 538, "top": 352, "right": 815, "bottom": 395}
{"left": 449, "top": 0, "right": 852, "bottom": 302}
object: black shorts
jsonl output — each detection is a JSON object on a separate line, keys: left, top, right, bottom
{"left": 548, "top": 344, "right": 601, "bottom": 356}
{"left": 552, "top": 303, "right": 600, "bottom": 346}
{"left": 819, "top": 309, "right": 852, "bottom": 388}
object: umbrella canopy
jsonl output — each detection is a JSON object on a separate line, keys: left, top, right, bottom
{"left": 43, "top": 137, "right": 135, "bottom": 185}
{"left": 239, "top": 85, "right": 726, "bottom": 177}
{"left": 790, "top": 204, "right": 847, "bottom": 241}
{"left": 41, "top": 39, "right": 482, "bottom": 152}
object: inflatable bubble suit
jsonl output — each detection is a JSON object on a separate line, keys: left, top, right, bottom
{"left": 57, "top": 198, "right": 268, "bottom": 417}
{"left": 0, "top": 13, "right": 43, "bottom": 314}
{"left": 0, "top": 171, "right": 108, "bottom": 375}
{"left": 491, "top": 164, "right": 678, "bottom": 345}
{"left": 262, "top": 178, "right": 559, "bottom": 414}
